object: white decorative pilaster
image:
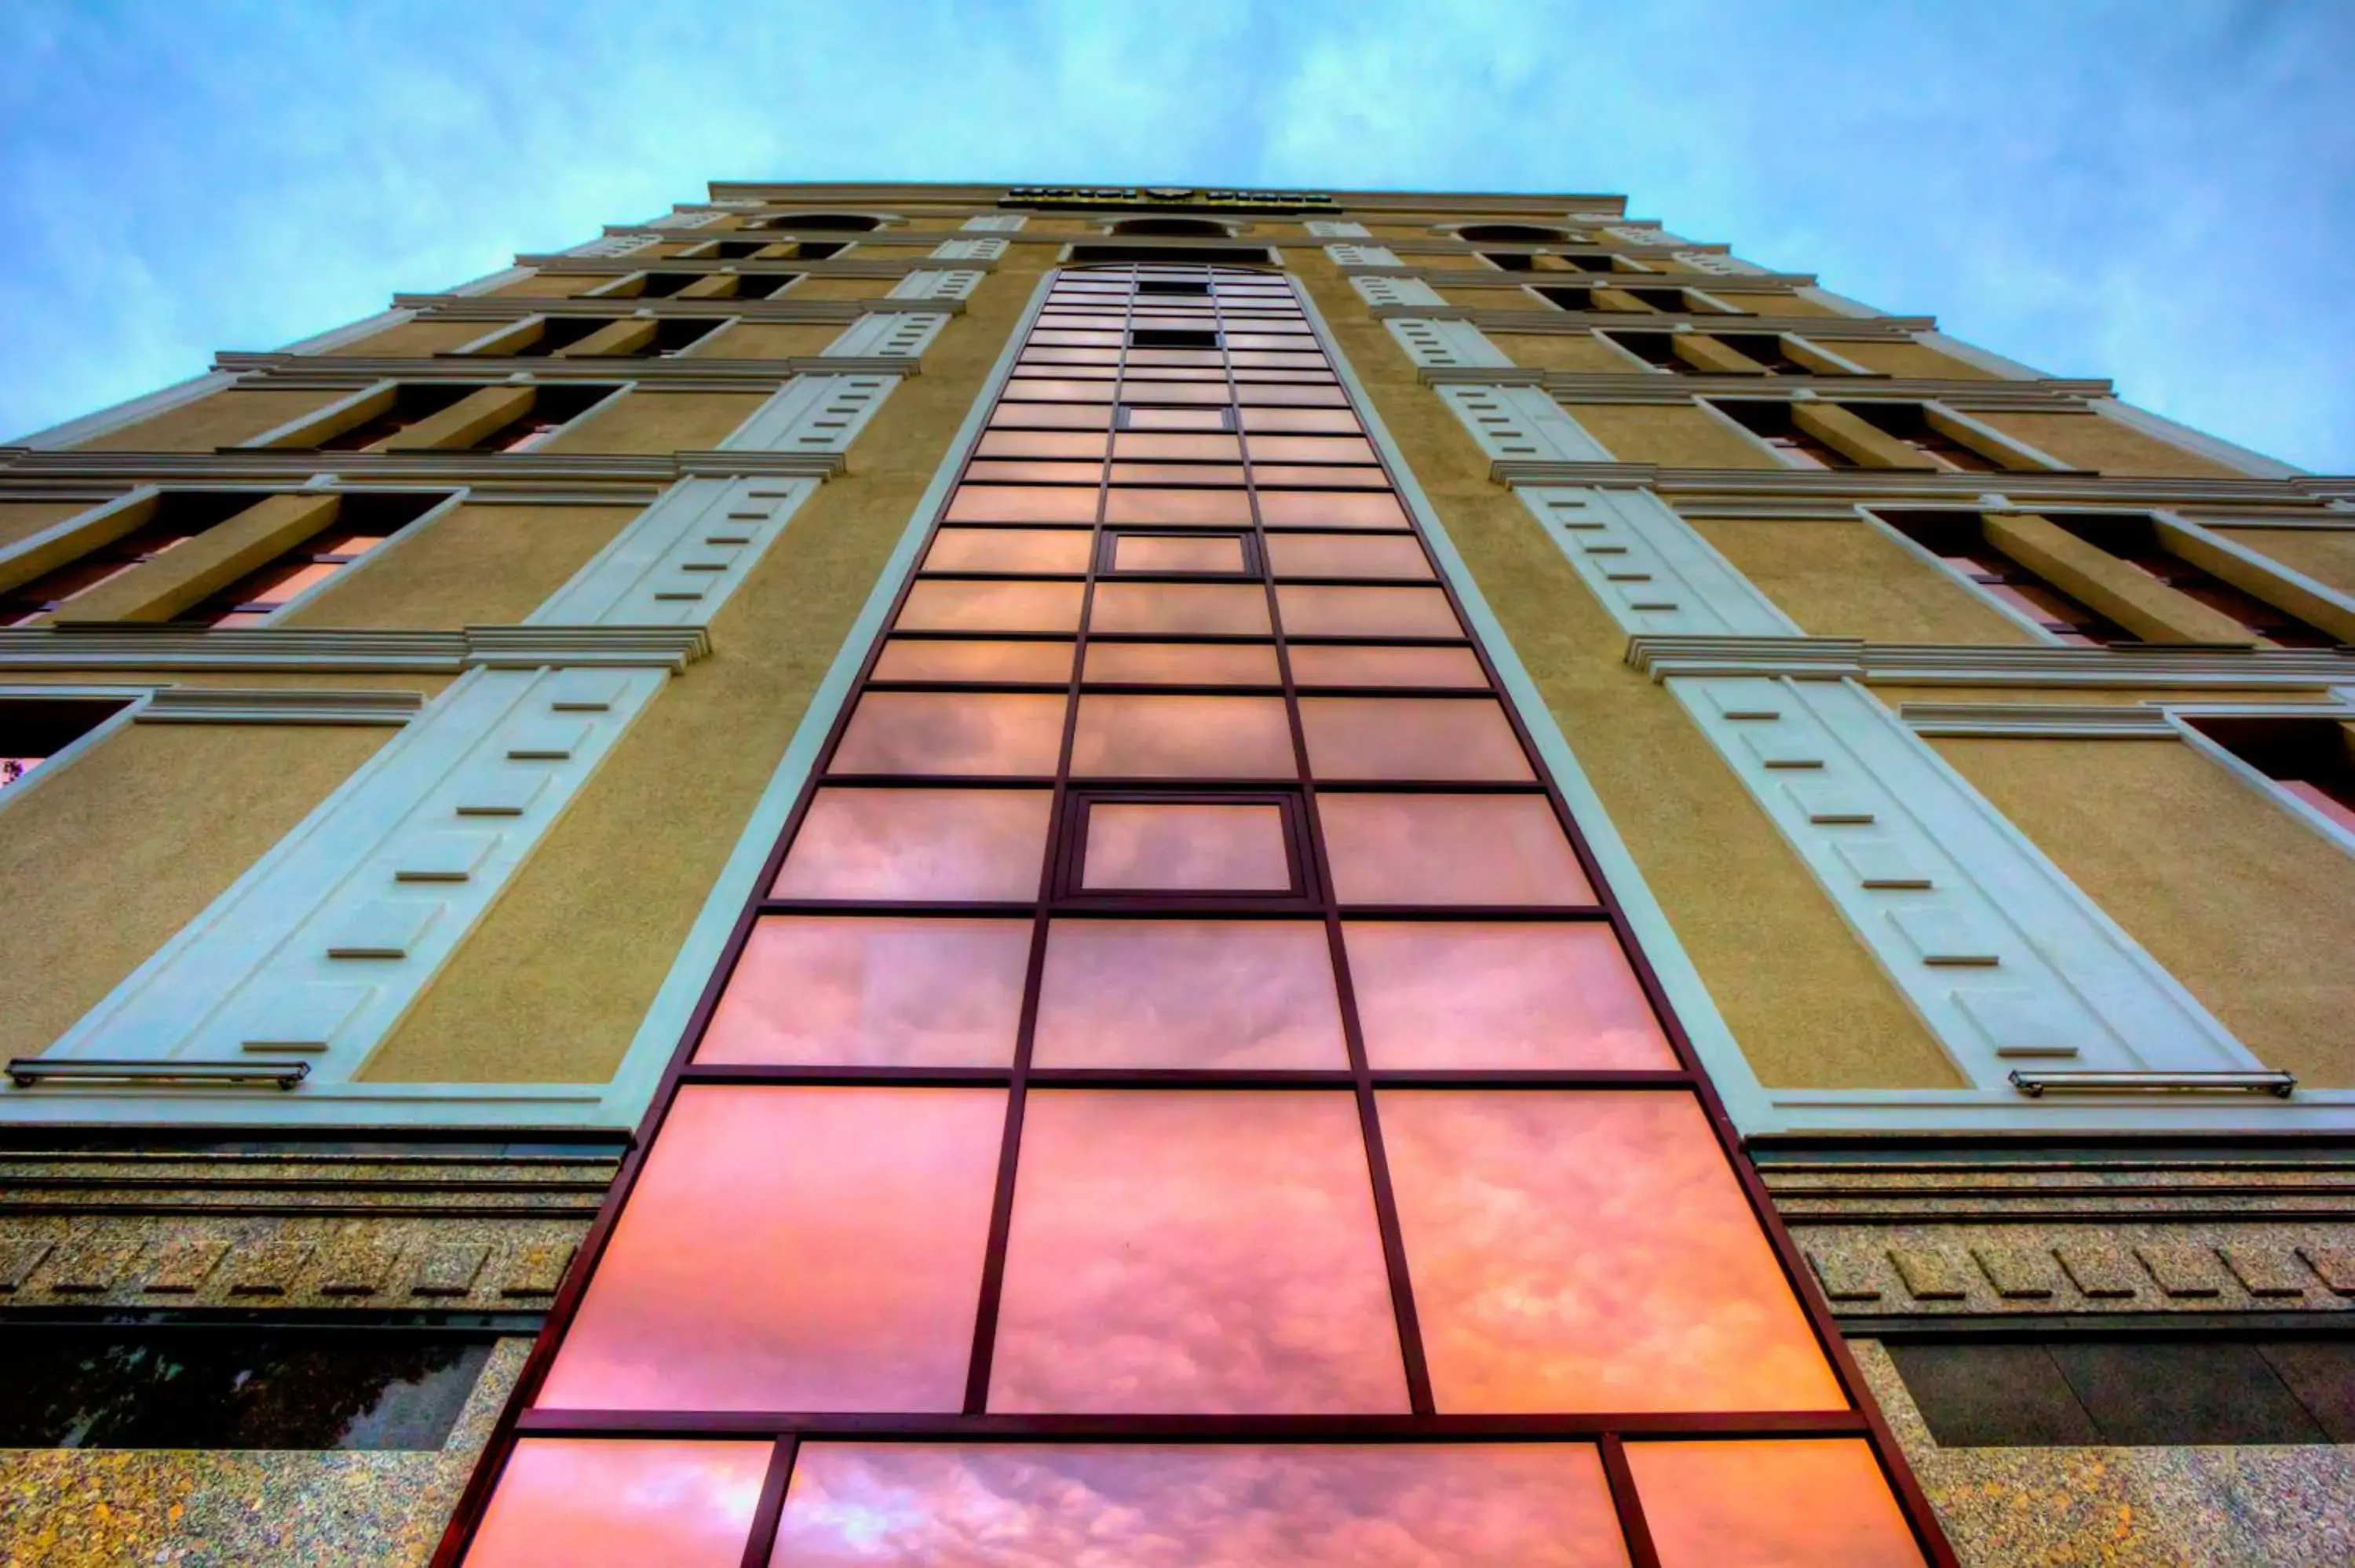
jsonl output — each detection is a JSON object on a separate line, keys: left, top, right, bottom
{"left": 1385, "top": 318, "right": 1513, "bottom": 370}
{"left": 1521, "top": 487, "right": 1795, "bottom": 633}
{"left": 1351, "top": 275, "right": 1446, "bottom": 309}
{"left": 1437, "top": 388, "right": 1613, "bottom": 465}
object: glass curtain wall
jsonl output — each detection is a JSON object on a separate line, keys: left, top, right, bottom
{"left": 438, "top": 265, "right": 1950, "bottom": 1568}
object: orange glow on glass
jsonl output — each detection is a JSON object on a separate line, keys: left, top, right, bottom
{"left": 1344, "top": 921, "right": 1676, "bottom": 1070}
{"left": 1298, "top": 698, "right": 1535, "bottom": 782}
{"left": 696, "top": 917, "right": 1031, "bottom": 1067}
{"left": 538, "top": 1087, "right": 1006, "bottom": 1412}
{"left": 829, "top": 691, "right": 1067, "bottom": 776}
{"left": 1630, "top": 1439, "right": 1925, "bottom": 1567}
{"left": 1034, "top": 920, "right": 1344, "bottom": 1068}
{"left": 1069, "top": 695, "right": 1299, "bottom": 779}
{"left": 772, "top": 788, "right": 1050, "bottom": 902}
{"left": 1319, "top": 793, "right": 1594, "bottom": 905}
{"left": 1082, "top": 641, "right": 1283, "bottom": 686}
{"left": 990, "top": 1090, "right": 1408, "bottom": 1413}
{"left": 1079, "top": 802, "right": 1292, "bottom": 892}
{"left": 467, "top": 1439, "right": 769, "bottom": 1567}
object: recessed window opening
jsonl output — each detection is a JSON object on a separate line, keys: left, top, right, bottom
{"left": 1711, "top": 400, "right": 1854, "bottom": 469}
{"left": 0, "top": 698, "right": 131, "bottom": 789}
{"left": 758, "top": 213, "right": 883, "bottom": 232}
{"left": 1714, "top": 334, "right": 1823, "bottom": 374}
{"left": 1102, "top": 531, "right": 1258, "bottom": 577}
{"left": 1875, "top": 509, "right": 2127, "bottom": 646}
{"left": 790, "top": 240, "right": 851, "bottom": 261}
{"left": 506, "top": 316, "right": 622, "bottom": 356}
{"left": 1480, "top": 252, "right": 1539, "bottom": 272}
{"left": 1067, "top": 244, "right": 1276, "bottom": 267}
{"left": 1843, "top": 403, "right": 2000, "bottom": 472}
{"left": 0, "top": 490, "right": 272, "bottom": 624}
{"left": 632, "top": 272, "right": 716, "bottom": 299}
{"left": 701, "top": 239, "right": 780, "bottom": 259}
{"left": 1130, "top": 328, "right": 1221, "bottom": 350}
{"left": 1457, "top": 224, "right": 1572, "bottom": 245}
{"left": 0, "top": 1324, "right": 497, "bottom": 1450}
{"left": 1561, "top": 254, "right": 1626, "bottom": 274}
{"left": 1599, "top": 331, "right": 1681, "bottom": 371}
{"left": 1061, "top": 790, "right": 1313, "bottom": 900}
{"left": 1137, "top": 279, "right": 1211, "bottom": 297}
{"left": 172, "top": 490, "right": 452, "bottom": 626}
{"left": 1111, "top": 217, "right": 1233, "bottom": 238}
{"left": 2187, "top": 716, "right": 2355, "bottom": 832}
{"left": 649, "top": 318, "right": 723, "bottom": 356}
{"left": 2047, "top": 515, "right": 2338, "bottom": 648}
{"left": 316, "top": 385, "right": 479, "bottom": 450}
{"left": 1535, "top": 286, "right": 1597, "bottom": 312}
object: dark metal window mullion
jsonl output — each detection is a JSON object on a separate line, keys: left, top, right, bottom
{"left": 959, "top": 266, "right": 1130, "bottom": 1417}
{"left": 1247, "top": 273, "right": 1437, "bottom": 1417}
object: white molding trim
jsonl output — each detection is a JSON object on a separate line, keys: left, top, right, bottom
{"left": 1324, "top": 242, "right": 1404, "bottom": 269}
{"left": 1385, "top": 318, "right": 1513, "bottom": 370}
{"left": 9, "top": 663, "right": 670, "bottom": 1121}
{"left": 136, "top": 687, "right": 426, "bottom": 726}
{"left": 0, "top": 624, "right": 708, "bottom": 674}
{"left": 928, "top": 236, "right": 1010, "bottom": 262}
{"left": 1627, "top": 634, "right": 2355, "bottom": 689}
{"left": 1673, "top": 250, "right": 1764, "bottom": 277}
{"left": 1305, "top": 220, "right": 1372, "bottom": 239}
{"left": 1435, "top": 388, "right": 1615, "bottom": 465}
{"left": 888, "top": 269, "right": 986, "bottom": 301}
{"left": 1897, "top": 702, "right": 2180, "bottom": 739}
{"left": 2165, "top": 706, "right": 2355, "bottom": 861}
{"left": 1350, "top": 275, "right": 1447, "bottom": 309}
{"left": 822, "top": 311, "right": 949, "bottom": 359}
{"left": 2094, "top": 397, "right": 2305, "bottom": 480}
{"left": 280, "top": 308, "right": 418, "bottom": 356}
{"left": 528, "top": 476, "right": 819, "bottom": 628}
{"left": 718, "top": 373, "right": 898, "bottom": 456}
{"left": 1919, "top": 330, "right": 2042, "bottom": 380}
{"left": 0, "top": 686, "right": 145, "bottom": 817}
{"left": 1521, "top": 485, "right": 1800, "bottom": 636}
{"left": 8, "top": 371, "right": 243, "bottom": 451}
{"left": 958, "top": 214, "right": 1028, "bottom": 233}
{"left": 1669, "top": 673, "right": 2265, "bottom": 1085}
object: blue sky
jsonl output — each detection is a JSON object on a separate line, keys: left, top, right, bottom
{"left": 2, "top": 0, "right": 2348, "bottom": 470}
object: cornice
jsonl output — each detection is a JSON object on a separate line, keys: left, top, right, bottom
{"left": 208, "top": 354, "right": 895, "bottom": 392}
{"left": 0, "top": 447, "right": 845, "bottom": 490}
{"left": 1429, "top": 309, "right": 1937, "bottom": 340}
{"left": 1429, "top": 373, "right": 2101, "bottom": 410}
{"left": 1489, "top": 460, "right": 2352, "bottom": 514}
{"left": 499, "top": 256, "right": 983, "bottom": 283}
{"left": 0, "top": 624, "right": 710, "bottom": 675}
{"left": 390, "top": 292, "right": 959, "bottom": 323}
{"left": 1348, "top": 264, "right": 1819, "bottom": 290}
{"left": 1625, "top": 634, "right": 2353, "bottom": 688}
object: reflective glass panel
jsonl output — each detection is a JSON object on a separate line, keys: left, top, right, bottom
{"left": 772, "top": 1443, "right": 1630, "bottom": 1567}
{"left": 990, "top": 1090, "right": 1407, "bottom": 1413}
{"left": 1287, "top": 644, "right": 1488, "bottom": 688}
{"left": 1089, "top": 582, "right": 1272, "bottom": 636}
{"left": 1630, "top": 1441, "right": 1924, "bottom": 1568}
{"left": 773, "top": 788, "right": 1049, "bottom": 902}
{"left": 1320, "top": 793, "right": 1593, "bottom": 905}
{"left": 944, "top": 487, "right": 1099, "bottom": 523}
{"left": 1069, "top": 695, "right": 1298, "bottom": 778}
{"left": 1240, "top": 407, "right": 1363, "bottom": 433}
{"left": 697, "top": 917, "right": 1031, "bottom": 1067}
{"left": 973, "top": 431, "right": 1109, "bottom": 461}
{"left": 1277, "top": 585, "right": 1464, "bottom": 638}
{"left": 1002, "top": 380, "right": 1115, "bottom": 403}
{"left": 1110, "top": 533, "right": 1247, "bottom": 573}
{"left": 986, "top": 402, "right": 1110, "bottom": 429}
{"left": 1121, "top": 407, "right": 1232, "bottom": 431}
{"left": 1083, "top": 641, "right": 1281, "bottom": 686}
{"left": 469, "top": 1439, "right": 768, "bottom": 1568}
{"left": 967, "top": 460, "right": 1108, "bottom": 487}
{"left": 1377, "top": 1091, "right": 1846, "bottom": 1413}
{"left": 538, "top": 1087, "right": 1006, "bottom": 1412}
{"left": 1265, "top": 534, "right": 1434, "bottom": 580}
{"left": 1113, "top": 432, "right": 1245, "bottom": 463}
{"left": 1034, "top": 920, "right": 1343, "bottom": 1068}
{"left": 1108, "top": 461, "right": 1248, "bottom": 487}
{"left": 1080, "top": 802, "right": 1292, "bottom": 893}
{"left": 896, "top": 581, "right": 1085, "bottom": 633}
{"left": 1102, "top": 488, "right": 1254, "bottom": 526}
{"left": 870, "top": 639, "right": 1074, "bottom": 685}
{"left": 1299, "top": 698, "right": 1534, "bottom": 782}
{"left": 1257, "top": 490, "right": 1408, "bottom": 527}
{"left": 829, "top": 691, "right": 1066, "bottom": 777}
{"left": 923, "top": 527, "right": 1092, "bottom": 573}
{"left": 1343, "top": 921, "right": 1676, "bottom": 1070}
{"left": 1252, "top": 465, "right": 1387, "bottom": 489}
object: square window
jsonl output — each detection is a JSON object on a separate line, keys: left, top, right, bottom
{"left": 1069, "top": 796, "right": 1303, "bottom": 896}
{"left": 923, "top": 525, "right": 1097, "bottom": 574}
{"left": 1628, "top": 1440, "right": 1922, "bottom": 1568}
{"left": 1034, "top": 919, "right": 1343, "bottom": 1068}
{"left": 869, "top": 639, "right": 1074, "bottom": 685}
{"left": 696, "top": 916, "right": 1031, "bottom": 1067}
{"left": 989, "top": 1090, "right": 1408, "bottom": 1413}
{"left": 771, "top": 1443, "right": 1627, "bottom": 1567}
{"left": 1278, "top": 585, "right": 1463, "bottom": 638}
{"left": 1089, "top": 582, "right": 1272, "bottom": 636}
{"left": 1265, "top": 534, "right": 1433, "bottom": 581}
{"left": 537, "top": 1086, "right": 1006, "bottom": 1412}
{"left": 1319, "top": 793, "right": 1592, "bottom": 906}
{"left": 1298, "top": 698, "right": 1533, "bottom": 782}
{"left": 469, "top": 1439, "right": 769, "bottom": 1568}
{"left": 1069, "top": 695, "right": 1298, "bottom": 779}
{"left": 1118, "top": 405, "right": 1233, "bottom": 432}
{"left": 829, "top": 691, "right": 1066, "bottom": 777}
{"left": 1105, "top": 532, "right": 1251, "bottom": 575}
{"left": 772, "top": 788, "right": 1050, "bottom": 902}
{"left": 1377, "top": 1091, "right": 1845, "bottom": 1413}
{"left": 1083, "top": 641, "right": 1283, "bottom": 686}
{"left": 896, "top": 580, "right": 1085, "bottom": 633}
{"left": 1286, "top": 645, "right": 1488, "bottom": 689}
{"left": 1344, "top": 921, "right": 1675, "bottom": 1070}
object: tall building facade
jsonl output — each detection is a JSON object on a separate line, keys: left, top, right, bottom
{"left": 0, "top": 182, "right": 2346, "bottom": 1565}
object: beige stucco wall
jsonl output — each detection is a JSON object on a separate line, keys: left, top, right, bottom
{"left": 1492, "top": 332, "right": 1643, "bottom": 374}
{"left": 1292, "top": 253, "right": 1964, "bottom": 1091}
{"left": 1980, "top": 411, "right": 2238, "bottom": 478}
{"left": 280, "top": 503, "right": 638, "bottom": 630}
{"left": 74, "top": 389, "right": 347, "bottom": 453}
{"left": 536, "top": 390, "right": 772, "bottom": 454}
{"left": 695, "top": 323, "right": 844, "bottom": 359}
{"left": 360, "top": 246, "right": 1060, "bottom": 1084}
{"left": 1435, "top": 286, "right": 1525, "bottom": 308}
{"left": 783, "top": 277, "right": 895, "bottom": 301}
{"left": 1561, "top": 402, "right": 1784, "bottom": 468}
{"left": 323, "top": 319, "right": 490, "bottom": 357}
{"left": 0, "top": 500, "right": 109, "bottom": 551}
{"left": 0, "top": 724, "right": 389, "bottom": 1061}
{"left": 1687, "top": 517, "right": 2039, "bottom": 644}
{"left": 1936, "top": 736, "right": 2355, "bottom": 1087}
{"left": 1832, "top": 339, "right": 1995, "bottom": 380}
{"left": 2214, "top": 527, "right": 2355, "bottom": 598}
